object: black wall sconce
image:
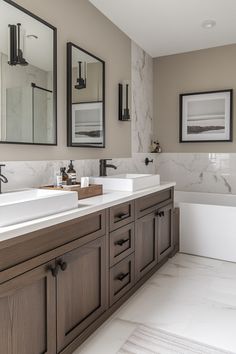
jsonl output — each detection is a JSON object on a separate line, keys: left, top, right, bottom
{"left": 75, "top": 61, "right": 87, "bottom": 90}
{"left": 118, "top": 82, "right": 131, "bottom": 121}
{"left": 8, "top": 23, "right": 28, "bottom": 66}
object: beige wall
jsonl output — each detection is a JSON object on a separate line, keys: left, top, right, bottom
{"left": 0, "top": 0, "right": 131, "bottom": 161}
{"left": 154, "top": 44, "right": 236, "bottom": 152}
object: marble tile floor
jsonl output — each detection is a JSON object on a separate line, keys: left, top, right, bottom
{"left": 74, "top": 253, "right": 236, "bottom": 354}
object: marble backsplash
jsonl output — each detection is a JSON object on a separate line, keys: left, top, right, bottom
{"left": 156, "top": 153, "right": 236, "bottom": 194}
{"left": 1, "top": 153, "right": 156, "bottom": 193}
{"left": 2, "top": 153, "right": 236, "bottom": 194}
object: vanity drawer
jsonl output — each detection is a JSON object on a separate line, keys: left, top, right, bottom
{"left": 136, "top": 188, "right": 173, "bottom": 218}
{"left": 110, "top": 223, "right": 135, "bottom": 266}
{"left": 109, "top": 254, "right": 135, "bottom": 305}
{"left": 0, "top": 210, "right": 106, "bottom": 274}
{"left": 109, "top": 201, "right": 134, "bottom": 231}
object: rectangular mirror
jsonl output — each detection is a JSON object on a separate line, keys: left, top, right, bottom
{"left": 0, "top": 0, "right": 57, "bottom": 145}
{"left": 67, "top": 42, "right": 105, "bottom": 147}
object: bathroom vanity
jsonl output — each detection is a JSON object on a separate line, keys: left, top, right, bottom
{"left": 0, "top": 183, "right": 176, "bottom": 354}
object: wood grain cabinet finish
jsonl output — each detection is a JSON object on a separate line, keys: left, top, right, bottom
{"left": 0, "top": 188, "right": 175, "bottom": 354}
{"left": 109, "top": 223, "right": 135, "bottom": 266}
{"left": 157, "top": 204, "right": 174, "bottom": 262}
{"left": 0, "top": 210, "right": 106, "bottom": 274}
{"left": 56, "top": 236, "right": 107, "bottom": 352}
{"left": 135, "top": 188, "right": 173, "bottom": 219}
{"left": 109, "top": 254, "right": 135, "bottom": 306}
{"left": 135, "top": 212, "right": 158, "bottom": 281}
{"left": 109, "top": 201, "right": 134, "bottom": 231}
{"left": 173, "top": 207, "right": 180, "bottom": 254}
{"left": 0, "top": 262, "right": 56, "bottom": 354}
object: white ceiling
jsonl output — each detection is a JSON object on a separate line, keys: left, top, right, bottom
{"left": 89, "top": 0, "right": 236, "bottom": 57}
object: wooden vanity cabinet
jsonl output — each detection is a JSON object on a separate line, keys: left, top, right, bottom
{"left": 0, "top": 236, "right": 107, "bottom": 354}
{"left": 109, "top": 254, "right": 135, "bottom": 305}
{"left": 56, "top": 236, "right": 107, "bottom": 353}
{"left": 109, "top": 223, "right": 135, "bottom": 267}
{"left": 0, "top": 261, "right": 56, "bottom": 354}
{"left": 0, "top": 187, "right": 176, "bottom": 354}
{"left": 135, "top": 188, "right": 174, "bottom": 281}
{"left": 135, "top": 212, "right": 158, "bottom": 281}
{"left": 109, "top": 200, "right": 134, "bottom": 231}
{"left": 0, "top": 211, "right": 108, "bottom": 354}
{"left": 157, "top": 203, "right": 174, "bottom": 262}
{"left": 135, "top": 188, "right": 172, "bottom": 218}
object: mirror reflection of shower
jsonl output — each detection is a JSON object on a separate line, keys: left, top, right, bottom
{"left": 31, "top": 83, "right": 53, "bottom": 144}
{"left": 0, "top": 0, "right": 56, "bottom": 145}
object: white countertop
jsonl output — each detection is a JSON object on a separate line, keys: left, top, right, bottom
{"left": 0, "top": 182, "right": 175, "bottom": 247}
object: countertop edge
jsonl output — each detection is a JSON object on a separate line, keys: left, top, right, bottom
{"left": 0, "top": 182, "right": 176, "bottom": 248}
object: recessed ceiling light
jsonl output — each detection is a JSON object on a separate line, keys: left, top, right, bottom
{"left": 201, "top": 20, "right": 216, "bottom": 29}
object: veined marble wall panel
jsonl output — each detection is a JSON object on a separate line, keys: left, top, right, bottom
{"left": 131, "top": 42, "right": 153, "bottom": 154}
{"left": 2, "top": 153, "right": 236, "bottom": 194}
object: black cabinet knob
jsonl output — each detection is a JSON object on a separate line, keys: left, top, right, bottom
{"left": 156, "top": 211, "right": 165, "bottom": 217}
{"left": 48, "top": 264, "right": 59, "bottom": 277}
{"left": 58, "top": 260, "right": 67, "bottom": 271}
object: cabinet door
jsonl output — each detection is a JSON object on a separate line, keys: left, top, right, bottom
{"left": 57, "top": 236, "right": 107, "bottom": 352}
{"left": 0, "top": 262, "right": 56, "bottom": 354}
{"left": 157, "top": 204, "right": 174, "bottom": 262}
{"left": 135, "top": 212, "right": 158, "bottom": 281}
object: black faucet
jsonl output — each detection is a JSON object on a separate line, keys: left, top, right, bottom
{"left": 145, "top": 157, "right": 154, "bottom": 166}
{"left": 99, "top": 159, "right": 117, "bottom": 177}
{"left": 0, "top": 164, "right": 8, "bottom": 194}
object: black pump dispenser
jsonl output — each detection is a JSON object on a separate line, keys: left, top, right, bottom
{"left": 67, "top": 160, "right": 76, "bottom": 185}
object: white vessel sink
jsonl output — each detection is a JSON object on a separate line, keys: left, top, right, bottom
{"left": 0, "top": 189, "right": 78, "bottom": 227}
{"left": 90, "top": 174, "right": 160, "bottom": 192}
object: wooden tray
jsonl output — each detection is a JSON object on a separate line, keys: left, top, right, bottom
{"left": 40, "top": 183, "right": 103, "bottom": 200}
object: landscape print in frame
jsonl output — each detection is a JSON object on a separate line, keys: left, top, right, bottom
{"left": 180, "top": 90, "right": 233, "bottom": 142}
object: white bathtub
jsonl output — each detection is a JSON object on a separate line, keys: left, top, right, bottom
{"left": 175, "top": 191, "right": 236, "bottom": 263}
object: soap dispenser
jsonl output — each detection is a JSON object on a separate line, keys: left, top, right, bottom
{"left": 60, "top": 167, "right": 69, "bottom": 186}
{"left": 67, "top": 160, "right": 77, "bottom": 185}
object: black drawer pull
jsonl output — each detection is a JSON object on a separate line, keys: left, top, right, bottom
{"left": 116, "top": 272, "right": 130, "bottom": 281}
{"left": 115, "top": 238, "right": 129, "bottom": 246}
{"left": 156, "top": 211, "right": 165, "bottom": 217}
{"left": 116, "top": 212, "right": 130, "bottom": 220}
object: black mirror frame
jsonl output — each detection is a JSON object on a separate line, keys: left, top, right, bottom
{"left": 0, "top": 0, "right": 57, "bottom": 146}
{"left": 67, "top": 42, "right": 105, "bottom": 148}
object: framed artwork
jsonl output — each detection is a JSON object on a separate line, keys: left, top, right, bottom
{"left": 179, "top": 90, "right": 233, "bottom": 142}
{"left": 71, "top": 101, "right": 104, "bottom": 146}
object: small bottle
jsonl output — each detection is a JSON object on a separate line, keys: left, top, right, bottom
{"left": 67, "top": 160, "right": 77, "bottom": 185}
{"left": 60, "top": 167, "right": 69, "bottom": 186}
{"left": 56, "top": 173, "right": 62, "bottom": 187}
